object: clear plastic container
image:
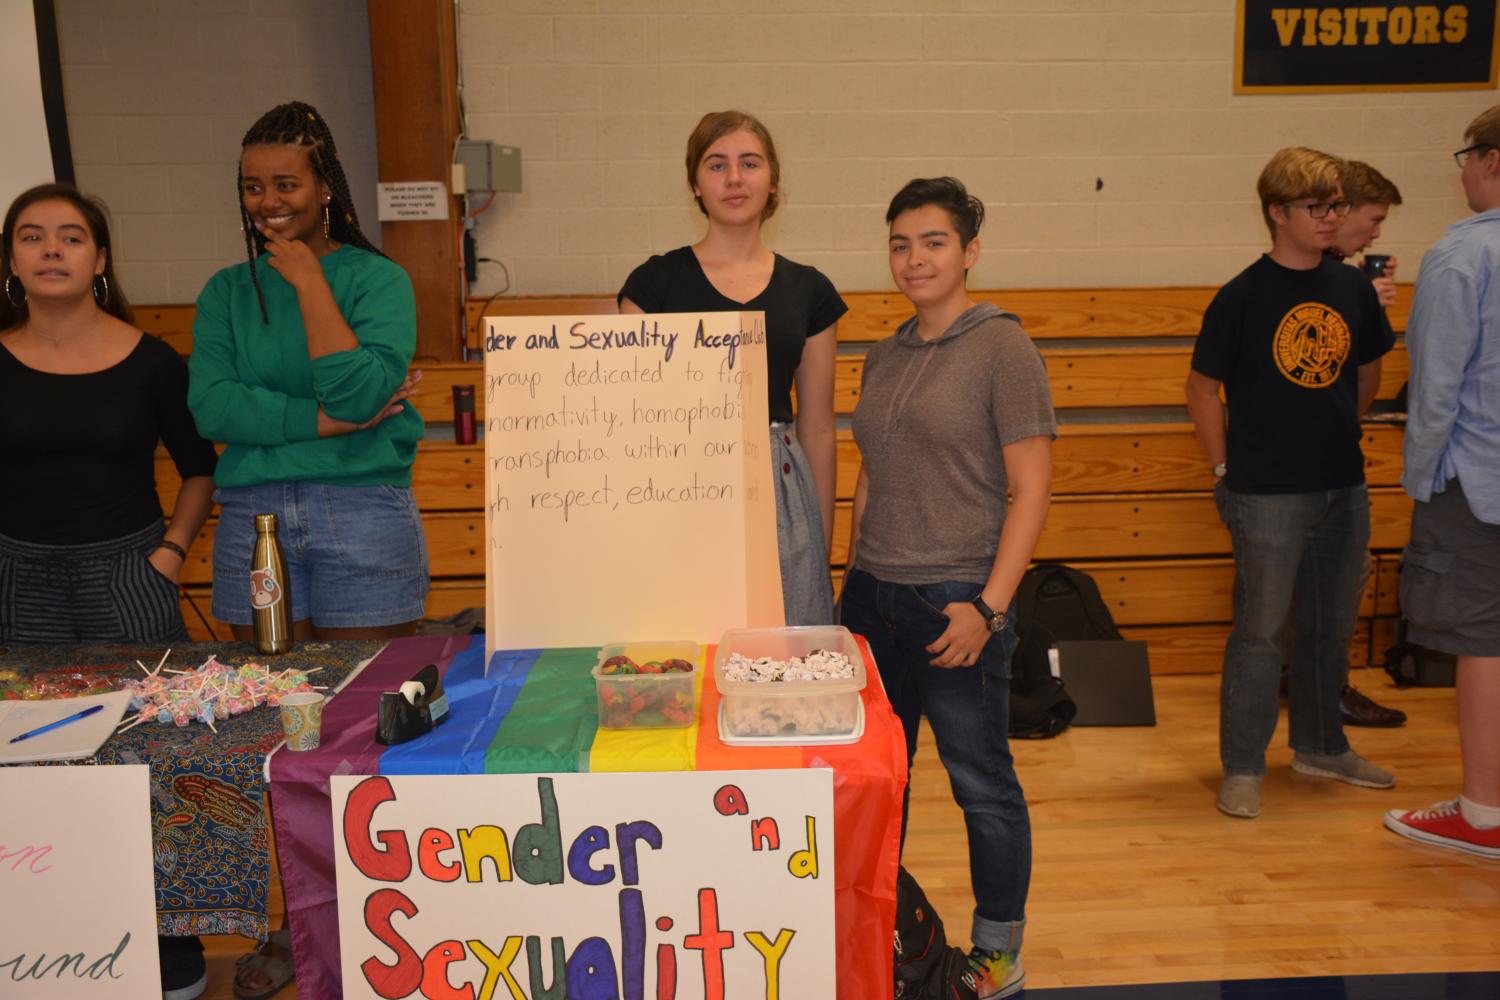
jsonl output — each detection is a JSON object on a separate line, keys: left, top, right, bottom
{"left": 592, "top": 641, "right": 699, "bottom": 729}
{"left": 713, "top": 626, "right": 866, "bottom": 738}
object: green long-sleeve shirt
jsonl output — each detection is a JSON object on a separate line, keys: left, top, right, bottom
{"left": 188, "top": 246, "right": 423, "bottom": 488}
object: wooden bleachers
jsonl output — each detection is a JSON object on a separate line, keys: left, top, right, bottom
{"left": 146, "top": 285, "right": 1415, "bottom": 673}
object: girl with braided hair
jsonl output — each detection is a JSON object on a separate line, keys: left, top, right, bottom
{"left": 188, "top": 101, "right": 428, "bottom": 649}
{"left": 189, "top": 101, "right": 427, "bottom": 999}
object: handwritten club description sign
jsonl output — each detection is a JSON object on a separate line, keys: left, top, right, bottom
{"left": 0, "top": 765, "right": 160, "bottom": 998}
{"left": 332, "top": 770, "right": 834, "bottom": 1000}
{"left": 483, "top": 312, "right": 783, "bottom": 654}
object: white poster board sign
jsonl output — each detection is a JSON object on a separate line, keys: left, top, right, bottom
{"left": 0, "top": 2, "right": 57, "bottom": 214}
{"left": 332, "top": 770, "right": 834, "bottom": 999}
{"left": 0, "top": 765, "right": 161, "bottom": 998}
{"left": 483, "top": 312, "right": 783, "bottom": 656}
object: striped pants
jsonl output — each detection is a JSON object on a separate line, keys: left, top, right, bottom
{"left": 0, "top": 520, "right": 188, "bottom": 644}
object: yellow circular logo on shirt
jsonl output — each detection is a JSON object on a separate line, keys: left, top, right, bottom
{"left": 1273, "top": 302, "right": 1351, "bottom": 388}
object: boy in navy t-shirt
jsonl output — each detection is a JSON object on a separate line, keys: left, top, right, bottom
{"left": 1186, "top": 146, "right": 1396, "bottom": 819}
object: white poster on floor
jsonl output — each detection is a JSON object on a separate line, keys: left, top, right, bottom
{"left": 0, "top": 764, "right": 161, "bottom": 998}
{"left": 331, "top": 769, "right": 834, "bottom": 999}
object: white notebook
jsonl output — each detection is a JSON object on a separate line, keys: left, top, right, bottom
{"left": 0, "top": 690, "right": 132, "bottom": 764}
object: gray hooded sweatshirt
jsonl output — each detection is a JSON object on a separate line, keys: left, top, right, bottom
{"left": 851, "top": 302, "right": 1056, "bottom": 584}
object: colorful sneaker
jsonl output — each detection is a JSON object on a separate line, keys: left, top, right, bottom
{"left": 1385, "top": 800, "right": 1500, "bottom": 860}
{"left": 961, "top": 947, "right": 1025, "bottom": 999}
{"left": 1291, "top": 749, "right": 1394, "bottom": 789}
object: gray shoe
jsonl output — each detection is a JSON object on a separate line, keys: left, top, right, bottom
{"left": 1291, "top": 750, "right": 1395, "bottom": 789}
{"left": 1217, "top": 774, "right": 1262, "bottom": 818}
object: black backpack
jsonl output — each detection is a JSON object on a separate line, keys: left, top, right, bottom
{"left": 894, "top": 866, "right": 978, "bottom": 1000}
{"left": 1009, "top": 563, "right": 1121, "bottom": 738}
{"left": 1384, "top": 618, "right": 1457, "bottom": 687}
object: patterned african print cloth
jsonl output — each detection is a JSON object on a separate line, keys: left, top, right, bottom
{"left": 0, "top": 639, "right": 379, "bottom": 938}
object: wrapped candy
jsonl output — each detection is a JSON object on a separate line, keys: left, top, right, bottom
{"left": 120, "top": 653, "right": 324, "bottom": 731}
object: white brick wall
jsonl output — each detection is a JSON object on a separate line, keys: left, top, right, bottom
{"left": 55, "top": 0, "right": 378, "bottom": 304}
{"left": 459, "top": 0, "right": 1489, "bottom": 296}
{"left": 58, "top": 0, "right": 1493, "bottom": 302}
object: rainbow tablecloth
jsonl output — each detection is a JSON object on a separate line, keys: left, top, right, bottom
{"left": 269, "top": 634, "right": 906, "bottom": 1000}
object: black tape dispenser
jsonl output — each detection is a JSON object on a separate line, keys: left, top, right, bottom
{"left": 376, "top": 663, "right": 451, "bottom": 745}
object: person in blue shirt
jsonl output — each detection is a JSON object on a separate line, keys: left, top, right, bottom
{"left": 1384, "top": 106, "right": 1500, "bottom": 861}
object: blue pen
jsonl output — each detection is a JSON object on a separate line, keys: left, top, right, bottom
{"left": 8, "top": 703, "right": 106, "bottom": 744}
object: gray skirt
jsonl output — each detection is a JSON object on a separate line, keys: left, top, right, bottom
{"left": 771, "top": 424, "right": 835, "bottom": 626}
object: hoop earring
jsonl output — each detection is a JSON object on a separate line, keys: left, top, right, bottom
{"left": 4, "top": 275, "right": 24, "bottom": 307}
{"left": 93, "top": 274, "right": 110, "bottom": 308}
{"left": 322, "top": 204, "right": 331, "bottom": 240}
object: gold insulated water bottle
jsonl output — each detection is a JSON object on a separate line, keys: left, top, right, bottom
{"left": 250, "top": 513, "right": 293, "bottom": 654}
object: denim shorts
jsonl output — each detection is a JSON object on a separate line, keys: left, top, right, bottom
{"left": 210, "top": 482, "right": 429, "bottom": 628}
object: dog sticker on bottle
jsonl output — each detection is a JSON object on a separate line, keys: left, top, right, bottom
{"left": 251, "top": 514, "right": 293, "bottom": 654}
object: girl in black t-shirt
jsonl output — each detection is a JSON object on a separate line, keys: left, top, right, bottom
{"left": 0, "top": 183, "right": 217, "bottom": 998}
{"left": 618, "top": 110, "right": 847, "bottom": 625}
{"left": 0, "top": 183, "right": 217, "bottom": 644}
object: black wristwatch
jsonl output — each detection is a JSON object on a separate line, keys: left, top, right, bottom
{"left": 972, "top": 594, "right": 1006, "bottom": 633}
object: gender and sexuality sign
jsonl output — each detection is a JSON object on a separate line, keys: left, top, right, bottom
{"left": 0, "top": 765, "right": 160, "bottom": 998}
{"left": 1236, "top": 0, "right": 1498, "bottom": 92}
{"left": 331, "top": 769, "right": 835, "bottom": 999}
{"left": 482, "top": 312, "right": 783, "bottom": 655}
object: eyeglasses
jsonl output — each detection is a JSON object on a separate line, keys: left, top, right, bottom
{"left": 1454, "top": 144, "right": 1493, "bottom": 167}
{"left": 1287, "top": 200, "right": 1352, "bottom": 219}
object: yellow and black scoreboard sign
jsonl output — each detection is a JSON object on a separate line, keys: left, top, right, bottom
{"left": 1236, "top": 1, "right": 1499, "bottom": 92}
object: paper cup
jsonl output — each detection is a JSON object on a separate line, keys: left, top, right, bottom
{"left": 279, "top": 692, "right": 326, "bottom": 751}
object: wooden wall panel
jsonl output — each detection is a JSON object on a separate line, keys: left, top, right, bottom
{"left": 367, "top": 0, "right": 464, "bottom": 362}
{"left": 400, "top": 347, "right": 1410, "bottom": 426}
{"left": 140, "top": 284, "right": 1414, "bottom": 361}
{"left": 828, "top": 488, "right": 1412, "bottom": 565}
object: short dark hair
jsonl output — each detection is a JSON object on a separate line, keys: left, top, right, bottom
{"left": 2, "top": 182, "right": 133, "bottom": 329}
{"left": 885, "top": 176, "right": 985, "bottom": 246}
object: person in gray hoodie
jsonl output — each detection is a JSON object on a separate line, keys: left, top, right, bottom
{"left": 840, "top": 176, "right": 1055, "bottom": 1000}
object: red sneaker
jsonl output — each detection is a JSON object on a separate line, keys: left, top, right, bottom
{"left": 1384, "top": 800, "right": 1500, "bottom": 860}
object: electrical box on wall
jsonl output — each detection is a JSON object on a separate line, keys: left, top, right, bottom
{"left": 455, "top": 140, "right": 522, "bottom": 193}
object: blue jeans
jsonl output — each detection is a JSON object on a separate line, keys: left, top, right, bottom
{"left": 1215, "top": 482, "right": 1369, "bottom": 775}
{"left": 840, "top": 568, "right": 1029, "bottom": 950}
{"left": 211, "top": 482, "right": 429, "bottom": 628}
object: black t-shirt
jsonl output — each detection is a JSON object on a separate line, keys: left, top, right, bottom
{"left": 1191, "top": 254, "right": 1394, "bottom": 493}
{"left": 0, "top": 333, "right": 218, "bottom": 543}
{"left": 617, "top": 247, "right": 847, "bottom": 424}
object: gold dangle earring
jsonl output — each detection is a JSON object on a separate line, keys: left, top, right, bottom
{"left": 323, "top": 203, "right": 331, "bottom": 240}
